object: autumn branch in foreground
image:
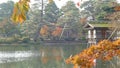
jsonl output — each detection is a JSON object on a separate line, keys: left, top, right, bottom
{"left": 66, "top": 39, "right": 120, "bottom": 68}
{"left": 11, "top": 0, "right": 30, "bottom": 24}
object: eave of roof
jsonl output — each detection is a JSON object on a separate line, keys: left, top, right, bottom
{"left": 83, "top": 22, "right": 112, "bottom": 29}
{"left": 90, "top": 23, "right": 111, "bottom": 28}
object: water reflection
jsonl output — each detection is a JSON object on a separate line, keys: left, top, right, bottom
{"left": 0, "top": 44, "right": 86, "bottom": 68}
{"left": 0, "top": 51, "right": 35, "bottom": 63}
{"left": 40, "top": 47, "right": 64, "bottom": 64}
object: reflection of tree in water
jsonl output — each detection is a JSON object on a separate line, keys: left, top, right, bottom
{"left": 39, "top": 44, "right": 86, "bottom": 68}
{"left": 40, "top": 47, "right": 63, "bottom": 64}
{"left": 39, "top": 46, "right": 68, "bottom": 68}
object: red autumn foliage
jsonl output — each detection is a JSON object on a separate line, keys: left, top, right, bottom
{"left": 52, "top": 26, "right": 62, "bottom": 36}
{"left": 77, "top": 2, "right": 80, "bottom": 6}
{"left": 114, "top": 6, "right": 120, "bottom": 11}
{"left": 40, "top": 25, "right": 49, "bottom": 36}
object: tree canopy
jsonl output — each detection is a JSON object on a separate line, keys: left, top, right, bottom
{"left": 44, "top": 0, "right": 61, "bottom": 23}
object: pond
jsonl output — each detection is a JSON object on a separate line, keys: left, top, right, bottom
{"left": 0, "top": 43, "right": 86, "bottom": 68}
{"left": 0, "top": 43, "right": 119, "bottom": 68}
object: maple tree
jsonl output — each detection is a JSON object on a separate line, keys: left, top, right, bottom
{"left": 114, "top": 6, "right": 120, "bottom": 11}
{"left": 66, "top": 39, "right": 120, "bottom": 68}
{"left": 52, "top": 26, "right": 62, "bottom": 37}
{"left": 40, "top": 25, "right": 49, "bottom": 36}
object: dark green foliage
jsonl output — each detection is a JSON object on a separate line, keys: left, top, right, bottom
{"left": 0, "top": 1, "right": 21, "bottom": 37}
{"left": 102, "top": 6, "right": 115, "bottom": 13}
{"left": 80, "top": 0, "right": 117, "bottom": 21}
{"left": 44, "top": 1, "right": 61, "bottom": 23}
{"left": 57, "top": 1, "right": 83, "bottom": 40}
{"left": 0, "top": 1, "right": 14, "bottom": 19}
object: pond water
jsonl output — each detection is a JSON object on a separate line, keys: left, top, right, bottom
{"left": 0, "top": 43, "right": 86, "bottom": 68}
{"left": 0, "top": 43, "right": 119, "bottom": 68}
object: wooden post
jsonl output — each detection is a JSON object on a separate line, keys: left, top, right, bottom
{"left": 88, "top": 30, "right": 91, "bottom": 38}
{"left": 93, "top": 29, "right": 96, "bottom": 44}
{"left": 88, "top": 30, "right": 91, "bottom": 45}
{"left": 93, "top": 29, "right": 96, "bottom": 38}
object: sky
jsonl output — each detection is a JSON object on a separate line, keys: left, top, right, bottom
{"left": 0, "top": 0, "right": 120, "bottom": 8}
{"left": 0, "top": 0, "right": 85, "bottom": 7}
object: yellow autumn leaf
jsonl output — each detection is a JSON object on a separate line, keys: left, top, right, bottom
{"left": 27, "top": 0, "right": 30, "bottom": 2}
{"left": 11, "top": 0, "right": 30, "bottom": 24}
{"left": 18, "top": 15, "right": 24, "bottom": 23}
{"left": 23, "top": 3, "right": 29, "bottom": 12}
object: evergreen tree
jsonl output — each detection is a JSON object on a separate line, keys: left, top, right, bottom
{"left": 80, "top": 0, "right": 117, "bottom": 21}
{"left": 44, "top": 0, "right": 61, "bottom": 23}
{"left": 0, "top": 1, "right": 21, "bottom": 37}
{"left": 57, "top": 1, "right": 83, "bottom": 40}
{"left": 0, "top": 1, "right": 14, "bottom": 21}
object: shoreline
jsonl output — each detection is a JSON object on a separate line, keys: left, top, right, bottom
{"left": 0, "top": 40, "right": 87, "bottom": 46}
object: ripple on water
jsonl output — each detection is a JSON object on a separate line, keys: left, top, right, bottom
{"left": 0, "top": 51, "right": 36, "bottom": 63}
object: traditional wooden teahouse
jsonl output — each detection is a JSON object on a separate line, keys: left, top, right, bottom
{"left": 83, "top": 5, "right": 120, "bottom": 45}
{"left": 83, "top": 22, "right": 111, "bottom": 45}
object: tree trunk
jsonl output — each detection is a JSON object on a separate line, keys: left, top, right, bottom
{"left": 34, "top": 0, "right": 44, "bottom": 42}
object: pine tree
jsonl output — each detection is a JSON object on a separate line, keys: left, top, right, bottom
{"left": 44, "top": 0, "right": 61, "bottom": 23}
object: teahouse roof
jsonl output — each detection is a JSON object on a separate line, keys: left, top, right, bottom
{"left": 90, "top": 23, "right": 110, "bottom": 28}
{"left": 83, "top": 22, "right": 111, "bottom": 29}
